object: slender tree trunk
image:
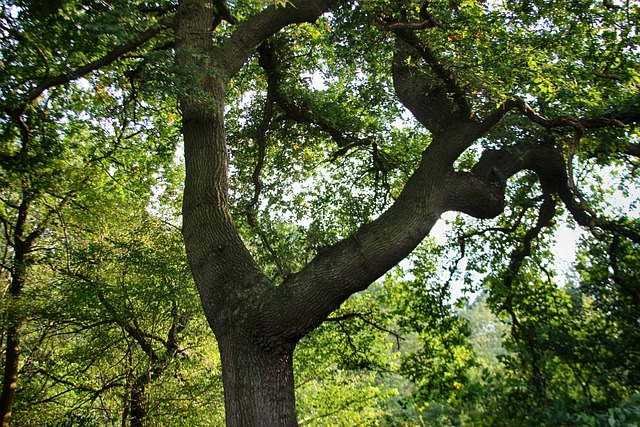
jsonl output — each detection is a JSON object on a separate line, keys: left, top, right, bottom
{"left": 217, "top": 333, "right": 298, "bottom": 427}
{"left": 129, "top": 374, "right": 149, "bottom": 427}
{"left": 0, "top": 326, "right": 20, "bottom": 427}
{"left": 0, "top": 247, "right": 28, "bottom": 427}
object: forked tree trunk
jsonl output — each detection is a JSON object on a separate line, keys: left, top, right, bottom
{"left": 175, "top": 1, "right": 302, "bottom": 424}
{"left": 175, "top": 2, "right": 478, "bottom": 427}
{"left": 217, "top": 333, "right": 298, "bottom": 427}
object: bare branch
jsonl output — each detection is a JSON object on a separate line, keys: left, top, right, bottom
{"left": 34, "top": 368, "right": 122, "bottom": 395}
{"left": 480, "top": 96, "right": 636, "bottom": 137}
{"left": 326, "top": 312, "right": 404, "bottom": 345}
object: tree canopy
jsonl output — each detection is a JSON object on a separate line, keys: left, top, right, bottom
{"left": 1, "top": 0, "right": 639, "bottom": 426}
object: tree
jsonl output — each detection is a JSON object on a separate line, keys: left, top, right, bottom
{"left": 0, "top": 2, "right": 179, "bottom": 424}
{"left": 175, "top": 0, "right": 639, "bottom": 425}
{"left": 2, "top": 0, "right": 639, "bottom": 426}
{"left": 25, "top": 215, "right": 223, "bottom": 427}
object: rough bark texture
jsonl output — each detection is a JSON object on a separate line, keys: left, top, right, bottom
{"left": 0, "top": 326, "right": 20, "bottom": 427}
{"left": 129, "top": 378, "right": 149, "bottom": 427}
{"left": 218, "top": 333, "right": 297, "bottom": 427}
{"left": 175, "top": 1, "right": 347, "bottom": 425}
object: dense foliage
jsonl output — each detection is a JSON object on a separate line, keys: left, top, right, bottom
{"left": 1, "top": 0, "right": 639, "bottom": 425}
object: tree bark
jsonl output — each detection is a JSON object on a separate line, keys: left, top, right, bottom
{"left": 129, "top": 371, "right": 153, "bottom": 427}
{"left": 0, "top": 326, "right": 20, "bottom": 427}
{"left": 218, "top": 332, "right": 297, "bottom": 427}
{"left": 0, "top": 202, "right": 31, "bottom": 427}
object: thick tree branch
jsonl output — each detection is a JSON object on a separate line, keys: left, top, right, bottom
{"left": 264, "top": 129, "right": 469, "bottom": 342}
{"left": 391, "top": 38, "right": 480, "bottom": 163}
{"left": 217, "top": 0, "right": 349, "bottom": 79}
{"left": 394, "top": 31, "right": 472, "bottom": 119}
{"left": 177, "top": 0, "right": 276, "bottom": 338}
{"left": 444, "top": 142, "right": 567, "bottom": 218}
{"left": 445, "top": 140, "right": 640, "bottom": 247}
{"left": 213, "top": 0, "right": 237, "bottom": 24}
{"left": 617, "top": 144, "right": 640, "bottom": 158}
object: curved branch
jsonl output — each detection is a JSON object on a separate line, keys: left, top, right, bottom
{"left": 242, "top": 44, "right": 293, "bottom": 280}
{"left": 257, "top": 41, "right": 372, "bottom": 155}
{"left": 393, "top": 30, "right": 473, "bottom": 121}
{"left": 217, "top": 0, "right": 349, "bottom": 79}
{"left": 559, "top": 187, "right": 640, "bottom": 245}
{"left": 23, "top": 18, "right": 173, "bottom": 109}
{"left": 444, "top": 140, "right": 640, "bottom": 246}
{"left": 444, "top": 142, "right": 567, "bottom": 218}
{"left": 479, "top": 96, "right": 638, "bottom": 137}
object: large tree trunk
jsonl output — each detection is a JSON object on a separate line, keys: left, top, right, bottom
{"left": 174, "top": 1, "right": 500, "bottom": 426}
{"left": 218, "top": 333, "right": 297, "bottom": 427}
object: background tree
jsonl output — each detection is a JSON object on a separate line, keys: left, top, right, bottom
{"left": 0, "top": 1, "right": 181, "bottom": 424}
{"left": 14, "top": 209, "right": 224, "bottom": 427}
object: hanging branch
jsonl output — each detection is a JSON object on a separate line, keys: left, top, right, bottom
{"left": 252, "top": 44, "right": 279, "bottom": 210}
{"left": 256, "top": 40, "right": 373, "bottom": 158}
{"left": 553, "top": 167, "right": 640, "bottom": 245}
{"left": 241, "top": 43, "right": 289, "bottom": 280}
{"left": 495, "top": 192, "right": 558, "bottom": 396}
